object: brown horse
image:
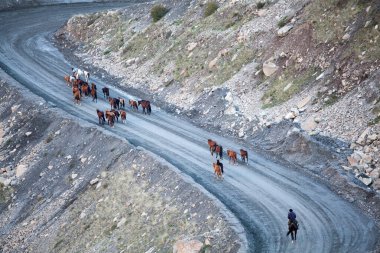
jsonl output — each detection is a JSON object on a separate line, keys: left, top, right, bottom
{"left": 96, "top": 109, "right": 105, "bottom": 124}
{"left": 111, "top": 109, "right": 120, "bottom": 122}
{"left": 91, "top": 87, "right": 97, "bottom": 102}
{"left": 138, "top": 100, "right": 151, "bottom": 115}
{"left": 287, "top": 221, "right": 298, "bottom": 243}
{"left": 207, "top": 139, "right": 217, "bottom": 155}
{"left": 227, "top": 149, "right": 237, "bottom": 165}
{"left": 120, "top": 110, "right": 126, "bottom": 123}
{"left": 102, "top": 87, "right": 110, "bottom": 99}
{"left": 73, "top": 90, "right": 81, "bottom": 105}
{"left": 129, "top": 99, "right": 138, "bottom": 111}
{"left": 82, "top": 82, "right": 89, "bottom": 96}
{"left": 91, "top": 83, "right": 97, "bottom": 91}
{"left": 240, "top": 149, "right": 248, "bottom": 164}
{"left": 105, "top": 110, "right": 115, "bottom": 127}
{"left": 213, "top": 163, "right": 223, "bottom": 180}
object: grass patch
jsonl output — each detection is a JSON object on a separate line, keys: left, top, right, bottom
{"left": 324, "top": 93, "right": 339, "bottom": 106}
{"left": 103, "top": 49, "right": 111, "bottom": 55}
{"left": 262, "top": 68, "right": 316, "bottom": 108}
{"left": 256, "top": 1, "right": 266, "bottom": 9}
{"left": 278, "top": 16, "right": 291, "bottom": 28}
{"left": 0, "top": 183, "right": 11, "bottom": 203}
{"left": 204, "top": 1, "right": 219, "bottom": 17}
{"left": 151, "top": 4, "right": 169, "bottom": 22}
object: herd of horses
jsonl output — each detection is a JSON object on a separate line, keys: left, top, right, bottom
{"left": 64, "top": 73, "right": 152, "bottom": 128}
{"left": 207, "top": 138, "right": 248, "bottom": 180}
{"left": 65, "top": 70, "right": 298, "bottom": 244}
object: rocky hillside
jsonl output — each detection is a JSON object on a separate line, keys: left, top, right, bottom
{"left": 0, "top": 73, "right": 242, "bottom": 252}
{"left": 55, "top": 0, "right": 380, "bottom": 193}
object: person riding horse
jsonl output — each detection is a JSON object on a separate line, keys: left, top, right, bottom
{"left": 287, "top": 209, "right": 299, "bottom": 242}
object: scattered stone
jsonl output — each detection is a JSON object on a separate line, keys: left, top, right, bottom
{"left": 48, "top": 165, "right": 53, "bottom": 170}
{"left": 25, "top": 132, "right": 32, "bottom": 136}
{"left": 173, "top": 240, "right": 204, "bottom": 253}
{"left": 16, "top": 164, "right": 27, "bottom": 177}
{"left": 90, "top": 178, "right": 99, "bottom": 185}
{"left": 187, "top": 42, "right": 197, "bottom": 52}
{"left": 277, "top": 25, "right": 293, "bottom": 37}
{"left": 342, "top": 33, "right": 350, "bottom": 41}
{"left": 71, "top": 173, "right": 78, "bottom": 180}
{"left": 356, "top": 128, "right": 370, "bottom": 145}
{"left": 117, "top": 217, "right": 127, "bottom": 228}
{"left": 296, "top": 96, "right": 312, "bottom": 109}
{"left": 357, "top": 173, "right": 372, "bottom": 186}
{"left": 65, "top": 155, "right": 72, "bottom": 160}
{"left": 80, "top": 157, "right": 87, "bottom": 163}
{"left": 208, "top": 57, "right": 219, "bottom": 69}
{"left": 283, "top": 82, "right": 293, "bottom": 92}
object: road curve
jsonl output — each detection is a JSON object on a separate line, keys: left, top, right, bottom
{"left": 0, "top": 3, "right": 379, "bottom": 253}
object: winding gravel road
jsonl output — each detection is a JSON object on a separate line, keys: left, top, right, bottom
{"left": 0, "top": 3, "right": 379, "bottom": 252}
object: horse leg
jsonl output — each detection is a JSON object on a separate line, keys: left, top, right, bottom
{"left": 294, "top": 230, "right": 297, "bottom": 241}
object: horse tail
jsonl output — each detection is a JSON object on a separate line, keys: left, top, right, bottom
{"left": 148, "top": 105, "right": 151, "bottom": 114}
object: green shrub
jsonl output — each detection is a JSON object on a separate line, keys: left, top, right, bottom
{"left": 151, "top": 5, "right": 169, "bottom": 22}
{"left": 256, "top": 1, "right": 266, "bottom": 9}
{"left": 278, "top": 16, "right": 291, "bottom": 28}
{"left": 204, "top": 1, "right": 218, "bottom": 17}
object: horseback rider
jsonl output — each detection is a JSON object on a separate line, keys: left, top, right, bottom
{"left": 288, "top": 209, "right": 298, "bottom": 228}
{"left": 216, "top": 159, "right": 224, "bottom": 174}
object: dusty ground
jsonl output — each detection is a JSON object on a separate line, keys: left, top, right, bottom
{"left": 0, "top": 77, "right": 241, "bottom": 252}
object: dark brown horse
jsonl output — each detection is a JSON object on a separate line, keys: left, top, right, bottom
{"left": 208, "top": 139, "right": 217, "bottom": 155}
{"left": 102, "top": 87, "right": 110, "bottom": 99}
{"left": 215, "top": 145, "right": 223, "bottom": 159}
{"left": 129, "top": 99, "right": 138, "bottom": 111}
{"left": 96, "top": 109, "right": 105, "bottom": 124}
{"left": 240, "top": 149, "right": 248, "bottom": 164}
{"left": 120, "top": 110, "right": 126, "bottom": 123}
{"left": 108, "top": 97, "right": 120, "bottom": 110}
{"left": 91, "top": 87, "right": 97, "bottom": 102}
{"left": 286, "top": 221, "right": 298, "bottom": 243}
{"left": 138, "top": 100, "right": 151, "bottom": 115}
{"left": 212, "top": 163, "right": 223, "bottom": 180}
{"left": 227, "top": 149, "right": 237, "bottom": 165}
{"left": 119, "top": 97, "right": 125, "bottom": 108}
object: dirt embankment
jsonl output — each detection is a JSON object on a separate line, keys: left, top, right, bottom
{"left": 0, "top": 75, "right": 243, "bottom": 252}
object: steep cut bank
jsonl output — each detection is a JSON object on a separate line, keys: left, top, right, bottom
{"left": 0, "top": 73, "right": 243, "bottom": 252}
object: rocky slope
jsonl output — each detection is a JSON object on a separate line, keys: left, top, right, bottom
{"left": 0, "top": 73, "right": 243, "bottom": 252}
{"left": 55, "top": 0, "right": 380, "bottom": 193}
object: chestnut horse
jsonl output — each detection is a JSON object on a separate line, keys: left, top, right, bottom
{"left": 212, "top": 163, "right": 223, "bottom": 180}
{"left": 129, "top": 99, "right": 138, "bottom": 111}
{"left": 105, "top": 110, "right": 115, "bottom": 127}
{"left": 82, "top": 82, "right": 90, "bottom": 96}
{"left": 227, "top": 149, "right": 237, "bottom": 165}
{"left": 240, "top": 149, "right": 248, "bottom": 164}
{"left": 207, "top": 139, "right": 216, "bottom": 155}
{"left": 73, "top": 90, "right": 81, "bottom": 105}
{"left": 120, "top": 110, "right": 126, "bottom": 123}
{"left": 109, "top": 97, "right": 120, "bottom": 110}
{"left": 138, "top": 100, "right": 151, "bottom": 115}
{"left": 102, "top": 87, "right": 110, "bottom": 99}
{"left": 96, "top": 109, "right": 105, "bottom": 124}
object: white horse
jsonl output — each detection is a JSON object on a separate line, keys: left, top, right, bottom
{"left": 76, "top": 69, "right": 90, "bottom": 82}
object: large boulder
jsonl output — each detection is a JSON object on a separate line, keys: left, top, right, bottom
{"left": 301, "top": 117, "right": 317, "bottom": 131}
{"left": 262, "top": 62, "right": 278, "bottom": 76}
{"left": 277, "top": 24, "right": 293, "bottom": 37}
{"left": 173, "top": 240, "right": 204, "bottom": 253}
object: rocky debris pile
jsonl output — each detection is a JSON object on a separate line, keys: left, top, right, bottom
{"left": 347, "top": 129, "right": 380, "bottom": 190}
